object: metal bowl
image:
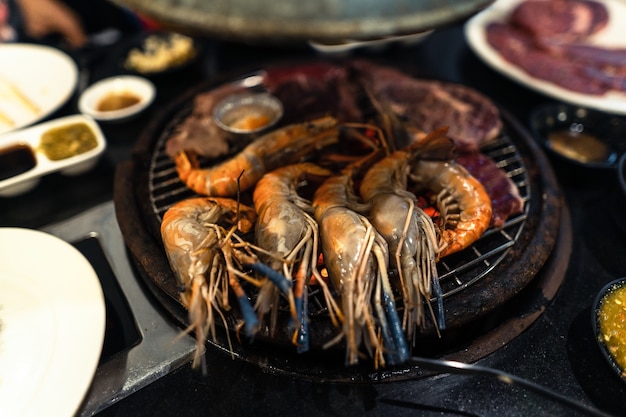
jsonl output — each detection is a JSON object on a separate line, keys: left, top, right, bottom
{"left": 529, "top": 103, "right": 626, "bottom": 170}
{"left": 213, "top": 93, "right": 283, "bottom": 135}
{"left": 592, "top": 277, "right": 626, "bottom": 383}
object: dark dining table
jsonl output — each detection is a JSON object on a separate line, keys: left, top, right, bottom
{"left": 1, "top": 19, "right": 625, "bottom": 417}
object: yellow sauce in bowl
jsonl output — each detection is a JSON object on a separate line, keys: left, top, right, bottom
{"left": 598, "top": 282, "right": 626, "bottom": 378}
{"left": 39, "top": 123, "right": 98, "bottom": 161}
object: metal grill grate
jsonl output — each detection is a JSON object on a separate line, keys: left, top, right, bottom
{"left": 147, "top": 105, "right": 529, "bottom": 308}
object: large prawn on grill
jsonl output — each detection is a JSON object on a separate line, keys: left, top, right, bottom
{"left": 174, "top": 116, "right": 339, "bottom": 197}
{"left": 365, "top": 87, "right": 494, "bottom": 259}
{"left": 359, "top": 128, "right": 456, "bottom": 341}
{"left": 312, "top": 164, "right": 409, "bottom": 368}
{"left": 253, "top": 162, "right": 343, "bottom": 352}
{"left": 409, "top": 147, "right": 493, "bottom": 259}
{"left": 160, "top": 197, "right": 294, "bottom": 370}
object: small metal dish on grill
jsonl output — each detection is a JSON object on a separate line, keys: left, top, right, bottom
{"left": 529, "top": 103, "right": 626, "bottom": 169}
{"left": 592, "top": 277, "right": 626, "bottom": 383}
{"left": 213, "top": 92, "right": 283, "bottom": 135}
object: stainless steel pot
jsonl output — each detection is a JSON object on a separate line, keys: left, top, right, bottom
{"left": 112, "top": 0, "right": 494, "bottom": 41}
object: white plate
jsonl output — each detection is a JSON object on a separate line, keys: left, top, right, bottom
{"left": 78, "top": 75, "right": 155, "bottom": 122}
{"left": 0, "top": 228, "right": 105, "bottom": 417}
{"left": 0, "top": 114, "right": 107, "bottom": 197}
{"left": 0, "top": 44, "right": 78, "bottom": 135}
{"left": 465, "top": 0, "right": 626, "bottom": 115}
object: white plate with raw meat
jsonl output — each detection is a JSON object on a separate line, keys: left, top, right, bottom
{"left": 465, "top": 0, "right": 626, "bottom": 115}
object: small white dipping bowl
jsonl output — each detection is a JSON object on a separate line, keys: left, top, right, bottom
{"left": 78, "top": 75, "right": 155, "bottom": 122}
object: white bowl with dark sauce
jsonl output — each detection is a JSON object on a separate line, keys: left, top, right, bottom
{"left": 530, "top": 103, "right": 626, "bottom": 169}
{"left": 0, "top": 114, "right": 106, "bottom": 197}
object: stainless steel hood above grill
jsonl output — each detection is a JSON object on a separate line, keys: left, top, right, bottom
{"left": 111, "top": 0, "right": 494, "bottom": 40}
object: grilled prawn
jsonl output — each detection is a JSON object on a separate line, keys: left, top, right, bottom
{"left": 410, "top": 157, "right": 493, "bottom": 258}
{"left": 253, "top": 162, "right": 341, "bottom": 351}
{"left": 359, "top": 130, "right": 453, "bottom": 339}
{"left": 175, "top": 116, "right": 339, "bottom": 196}
{"left": 160, "top": 197, "right": 292, "bottom": 369}
{"left": 313, "top": 168, "right": 408, "bottom": 367}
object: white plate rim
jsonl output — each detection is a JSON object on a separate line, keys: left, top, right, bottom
{"left": 0, "top": 43, "right": 78, "bottom": 135}
{"left": 0, "top": 227, "right": 105, "bottom": 417}
{"left": 464, "top": 0, "right": 626, "bottom": 115}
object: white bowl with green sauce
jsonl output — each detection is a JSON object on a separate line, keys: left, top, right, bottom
{"left": 0, "top": 114, "right": 106, "bottom": 197}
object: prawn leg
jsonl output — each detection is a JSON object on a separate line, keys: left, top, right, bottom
{"left": 220, "top": 240, "right": 262, "bottom": 338}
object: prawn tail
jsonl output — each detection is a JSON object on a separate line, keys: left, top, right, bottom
{"left": 382, "top": 291, "right": 410, "bottom": 365}
{"left": 432, "top": 275, "right": 446, "bottom": 331}
{"left": 374, "top": 247, "right": 410, "bottom": 366}
{"left": 295, "top": 293, "right": 310, "bottom": 353}
{"left": 247, "top": 262, "right": 296, "bottom": 318}
{"left": 236, "top": 293, "right": 260, "bottom": 339}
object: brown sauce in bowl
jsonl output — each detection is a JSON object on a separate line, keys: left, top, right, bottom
{"left": 97, "top": 91, "right": 141, "bottom": 112}
{"left": 547, "top": 128, "right": 609, "bottom": 163}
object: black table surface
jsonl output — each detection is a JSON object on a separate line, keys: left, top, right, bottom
{"left": 1, "top": 22, "right": 625, "bottom": 417}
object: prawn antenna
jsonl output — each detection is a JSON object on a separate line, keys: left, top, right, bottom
{"left": 235, "top": 169, "right": 245, "bottom": 225}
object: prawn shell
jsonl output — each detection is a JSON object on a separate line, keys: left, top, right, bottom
{"left": 411, "top": 160, "right": 492, "bottom": 257}
{"left": 253, "top": 162, "right": 332, "bottom": 263}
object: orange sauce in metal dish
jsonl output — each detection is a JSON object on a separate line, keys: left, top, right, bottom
{"left": 222, "top": 104, "right": 275, "bottom": 132}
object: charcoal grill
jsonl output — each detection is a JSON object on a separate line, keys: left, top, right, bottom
{"left": 113, "top": 60, "right": 565, "bottom": 381}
